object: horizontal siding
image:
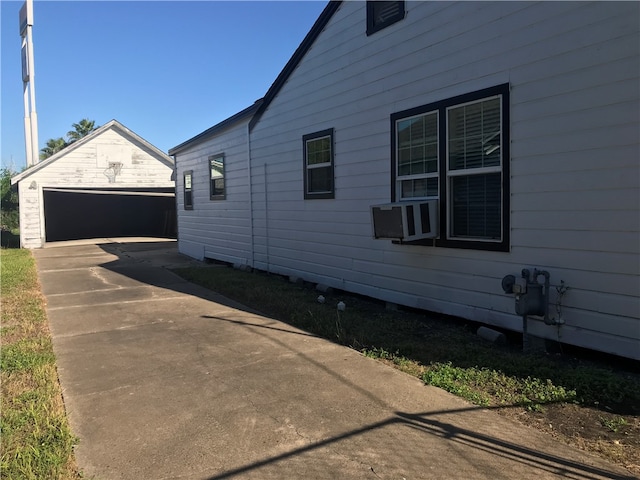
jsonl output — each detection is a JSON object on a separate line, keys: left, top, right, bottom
{"left": 512, "top": 210, "right": 639, "bottom": 233}
{"left": 174, "top": 120, "right": 253, "bottom": 266}
{"left": 245, "top": 1, "right": 640, "bottom": 359}
{"left": 17, "top": 187, "right": 43, "bottom": 248}
{"left": 512, "top": 230, "right": 638, "bottom": 255}
{"left": 511, "top": 189, "right": 639, "bottom": 215}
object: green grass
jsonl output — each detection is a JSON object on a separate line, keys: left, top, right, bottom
{"left": 421, "top": 362, "right": 576, "bottom": 410}
{"left": 173, "top": 266, "right": 640, "bottom": 415}
{"left": 1, "top": 249, "right": 81, "bottom": 480}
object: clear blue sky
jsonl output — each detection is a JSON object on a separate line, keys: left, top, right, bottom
{"left": 1, "top": 1, "right": 327, "bottom": 171}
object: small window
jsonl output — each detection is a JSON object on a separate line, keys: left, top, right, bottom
{"left": 367, "top": 1, "right": 405, "bottom": 36}
{"left": 391, "top": 84, "right": 510, "bottom": 251}
{"left": 183, "top": 170, "right": 193, "bottom": 210}
{"left": 303, "top": 128, "right": 334, "bottom": 199}
{"left": 209, "top": 154, "right": 225, "bottom": 200}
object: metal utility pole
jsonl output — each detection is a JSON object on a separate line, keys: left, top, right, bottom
{"left": 20, "top": 0, "right": 38, "bottom": 167}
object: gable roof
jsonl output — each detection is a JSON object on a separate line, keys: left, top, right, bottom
{"left": 11, "top": 119, "right": 174, "bottom": 185}
{"left": 168, "top": 98, "right": 263, "bottom": 156}
{"left": 248, "top": 1, "right": 342, "bottom": 131}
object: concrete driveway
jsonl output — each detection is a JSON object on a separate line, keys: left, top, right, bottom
{"left": 33, "top": 239, "right": 634, "bottom": 480}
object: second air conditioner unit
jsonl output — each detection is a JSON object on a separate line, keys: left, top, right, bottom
{"left": 370, "top": 200, "right": 438, "bottom": 242}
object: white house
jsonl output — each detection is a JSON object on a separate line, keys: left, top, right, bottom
{"left": 168, "top": 101, "right": 262, "bottom": 264}
{"left": 12, "top": 120, "right": 176, "bottom": 248}
{"left": 171, "top": 1, "right": 639, "bottom": 360}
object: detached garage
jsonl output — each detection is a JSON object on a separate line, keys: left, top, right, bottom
{"left": 11, "top": 120, "right": 176, "bottom": 248}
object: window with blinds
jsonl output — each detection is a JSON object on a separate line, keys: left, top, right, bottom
{"left": 396, "top": 111, "right": 439, "bottom": 199}
{"left": 447, "top": 97, "right": 502, "bottom": 240}
{"left": 391, "top": 84, "right": 510, "bottom": 251}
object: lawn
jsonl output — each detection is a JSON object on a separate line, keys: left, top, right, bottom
{"left": 0, "top": 248, "right": 80, "bottom": 480}
{"left": 173, "top": 265, "right": 640, "bottom": 475}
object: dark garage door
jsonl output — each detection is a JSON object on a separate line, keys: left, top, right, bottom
{"left": 43, "top": 188, "right": 176, "bottom": 242}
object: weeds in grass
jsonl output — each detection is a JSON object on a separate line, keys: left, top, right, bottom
{"left": 362, "top": 347, "right": 424, "bottom": 376}
{"left": 362, "top": 347, "right": 395, "bottom": 360}
{"left": 422, "top": 365, "right": 492, "bottom": 406}
{"left": 1, "top": 339, "right": 56, "bottom": 373}
{"left": 600, "top": 416, "right": 628, "bottom": 433}
{"left": 420, "top": 362, "right": 577, "bottom": 410}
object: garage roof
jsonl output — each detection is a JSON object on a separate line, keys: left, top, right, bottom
{"left": 11, "top": 119, "right": 173, "bottom": 185}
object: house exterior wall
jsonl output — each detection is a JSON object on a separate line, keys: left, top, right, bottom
{"left": 173, "top": 120, "right": 252, "bottom": 265}
{"left": 17, "top": 126, "right": 174, "bottom": 248}
{"left": 246, "top": 1, "right": 639, "bottom": 359}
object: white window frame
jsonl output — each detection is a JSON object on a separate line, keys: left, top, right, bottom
{"left": 446, "top": 95, "right": 503, "bottom": 242}
{"left": 395, "top": 110, "right": 439, "bottom": 202}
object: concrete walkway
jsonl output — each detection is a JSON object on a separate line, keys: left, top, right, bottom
{"left": 33, "top": 239, "right": 634, "bottom": 480}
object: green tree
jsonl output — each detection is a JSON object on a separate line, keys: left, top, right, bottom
{"left": 67, "top": 118, "right": 97, "bottom": 143}
{"left": 39, "top": 119, "right": 99, "bottom": 160}
{"left": 39, "top": 137, "right": 67, "bottom": 160}
{"left": 0, "top": 168, "right": 19, "bottom": 231}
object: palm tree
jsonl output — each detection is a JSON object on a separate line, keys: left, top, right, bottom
{"left": 67, "top": 118, "right": 97, "bottom": 143}
{"left": 39, "top": 137, "right": 68, "bottom": 160}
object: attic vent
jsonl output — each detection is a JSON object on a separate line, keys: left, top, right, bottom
{"left": 366, "top": 1, "right": 405, "bottom": 36}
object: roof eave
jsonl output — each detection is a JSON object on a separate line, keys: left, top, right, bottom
{"left": 169, "top": 99, "right": 263, "bottom": 156}
{"left": 110, "top": 121, "right": 174, "bottom": 167}
{"left": 11, "top": 120, "right": 119, "bottom": 185}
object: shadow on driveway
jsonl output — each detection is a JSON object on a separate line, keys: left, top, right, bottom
{"left": 34, "top": 239, "right": 634, "bottom": 480}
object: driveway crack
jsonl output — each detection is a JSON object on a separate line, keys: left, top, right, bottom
{"left": 89, "top": 266, "right": 123, "bottom": 289}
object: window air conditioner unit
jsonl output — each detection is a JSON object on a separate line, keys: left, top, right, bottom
{"left": 371, "top": 200, "right": 438, "bottom": 241}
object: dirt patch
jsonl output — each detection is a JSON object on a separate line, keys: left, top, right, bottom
{"left": 497, "top": 401, "right": 640, "bottom": 475}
